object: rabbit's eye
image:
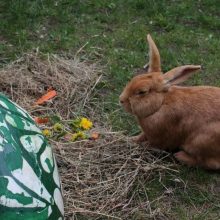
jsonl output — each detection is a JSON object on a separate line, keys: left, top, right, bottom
{"left": 137, "top": 90, "right": 147, "bottom": 95}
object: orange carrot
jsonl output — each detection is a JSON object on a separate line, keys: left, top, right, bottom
{"left": 90, "top": 132, "right": 99, "bottom": 140}
{"left": 35, "top": 90, "right": 57, "bottom": 105}
{"left": 34, "top": 117, "right": 49, "bottom": 124}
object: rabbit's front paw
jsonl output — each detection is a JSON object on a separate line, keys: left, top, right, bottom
{"left": 129, "top": 133, "right": 148, "bottom": 143}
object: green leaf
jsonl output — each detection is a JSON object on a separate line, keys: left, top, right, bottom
{"left": 49, "top": 115, "right": 61, "bottom": 124}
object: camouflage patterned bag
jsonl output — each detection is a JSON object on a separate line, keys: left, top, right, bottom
{"left": 0, "top": 94, "right": 64, "bottom": 220}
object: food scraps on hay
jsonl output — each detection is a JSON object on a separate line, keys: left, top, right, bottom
{"left": 36, "top": 115, "right": 97, "bottom": 142}
{"left": 34, "top": 90, "right": 96, "bottom": 142}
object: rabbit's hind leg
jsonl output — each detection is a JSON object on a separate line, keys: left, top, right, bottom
{"left": 183, "top": 123, "right": 220, "bottom": 169}
{"left": 174, "top": 151, "right": 220, "bottom": 169}
{"left": 204, "top": 158, "right": 220, "bottom": 170}
{"left": 174, "top": 151, "right": 197, "bottom": 167}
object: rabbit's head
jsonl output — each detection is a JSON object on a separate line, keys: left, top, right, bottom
{"left": 119, "top": 34, "right": 201, "bottom": 118}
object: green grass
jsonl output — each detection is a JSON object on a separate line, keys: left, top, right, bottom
{"left": 1, "top": 0, "right": 220, "bottom": 219}
{"left": 1, "top": 0, "right": 220, "bottom": 132}
{"left": 131, "top": 166, "right": 220, "bottom": 219}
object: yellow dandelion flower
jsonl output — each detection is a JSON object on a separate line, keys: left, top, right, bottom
{"left": 42, "top": 129, "right": 52, "bottom": 137}
{"left": 53, "top": 123, "right": 63, "bottom": 132}
{"left": 79, "top": 117, "right": 93, "bottom": 130}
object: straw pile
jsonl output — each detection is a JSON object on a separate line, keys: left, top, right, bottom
{"left": 0, "top": 52, "right": 179, "bottom": 219}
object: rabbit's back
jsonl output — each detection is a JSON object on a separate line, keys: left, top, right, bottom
{"left": 138, "top": 86, "right": 220, "bottom": 150}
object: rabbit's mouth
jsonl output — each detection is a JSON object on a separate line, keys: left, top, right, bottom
{"left": 119, "top": 93, "right": 133, "bottom": 113}
{"left": 120, "top": 100, "right": 133, "bottom": 114}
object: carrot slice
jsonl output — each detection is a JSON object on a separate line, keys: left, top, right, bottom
{"left": 90, "top": 132, "right": 99, "bottom": 140}
{"left": 35, "top": 90, "right": 57, "bottom": 105}
{"left": 34, "top": 117, "right": 49, "bottom": 124}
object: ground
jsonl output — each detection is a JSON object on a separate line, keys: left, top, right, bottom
{"left": 0, "top": 0, "right": 220, "bottom": 219}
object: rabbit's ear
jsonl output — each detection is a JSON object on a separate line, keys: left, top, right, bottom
{"left": 163, "top": 65, "right": 201, "bottom": 86}
{"left": 147, "top": 34, "right": 161, "bottom": 73}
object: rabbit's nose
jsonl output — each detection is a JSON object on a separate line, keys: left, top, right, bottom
{"left": 119, "top": 94, "right": 126, "bottom": 105}
{"left": 119, "top": 96, "right": 124, "bottom": 104}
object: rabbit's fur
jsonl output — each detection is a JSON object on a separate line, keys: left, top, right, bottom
{"left": 120, "top": 34, "right": 220, "bottom": 170}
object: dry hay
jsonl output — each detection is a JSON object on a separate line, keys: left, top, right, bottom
{"left": 0, "top": 52, "right": 180, "bottom": 219}
{"left": 0, "top": 52, "right": 101, "bottom": 118}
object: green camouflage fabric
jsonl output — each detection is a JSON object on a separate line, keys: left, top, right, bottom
{"left": 0, "top": 94, "right": 64, "bottom": 220}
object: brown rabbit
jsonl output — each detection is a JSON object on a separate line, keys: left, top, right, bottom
{"left": 119, "top": 34, "right": 220, "bottom": 170}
